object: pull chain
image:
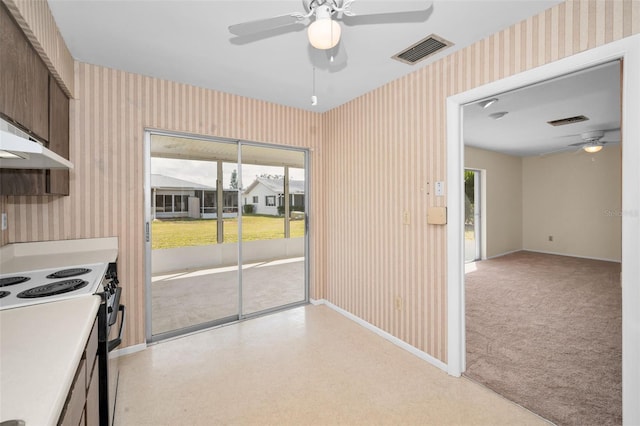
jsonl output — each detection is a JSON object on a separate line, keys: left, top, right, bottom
{"left": 311, "top": 67, "right": 318, "bottom": 106}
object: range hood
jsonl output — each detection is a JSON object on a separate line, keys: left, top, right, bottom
{"left": 0, "top": 119, "right": 73, "bottom": 169}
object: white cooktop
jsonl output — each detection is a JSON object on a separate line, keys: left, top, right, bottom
{"left": 0, "top": 262, "right": 108, "bottom": 311}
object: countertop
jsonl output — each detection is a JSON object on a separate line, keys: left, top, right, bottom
{"left": 0, "top": 237, "right": 118, "bottom": 273}
{"left": 0, "top": 296, "right": 101, "bottom": 425}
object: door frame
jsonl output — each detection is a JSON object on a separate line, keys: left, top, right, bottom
{"left": 446, "top": 34, "right": 640, "bottom": 424}
{"left": 143, "top": 129, "right": 310, "bottom": 343}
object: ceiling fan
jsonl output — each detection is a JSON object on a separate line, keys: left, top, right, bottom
{"left": 228, "top": 0, "right": 433, "bottom": 50}
{"left": 567, "top": 130, "right": 620, "bottom": 153}
{"left": 539, "top": 129, "right": 620, "bottom": 156}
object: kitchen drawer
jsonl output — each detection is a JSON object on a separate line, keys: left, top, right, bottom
{"left": 58, "top": 357, "right": 86, "bottom": 426}
{"left": 85, "top": 362, "right": 99, "bottom": 426}
{"left": 85, "top": 319, "right": 98, "bottom": 389}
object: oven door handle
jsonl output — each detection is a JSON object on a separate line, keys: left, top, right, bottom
{"left": 108, "top": 287, "right": 122, "bottom": 327}
{"left": 108, "top": 304, "right": 125, "bottom": 353}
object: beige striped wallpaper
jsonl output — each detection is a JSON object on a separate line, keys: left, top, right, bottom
{"left": 3, "top": 0, "right": 639, "bottom": 358}
{"left": 6, "top": 63, "right": 325, "bottom": 348}
{"left": 3, "top": 0, "right": 75, "bottom": 96}
{"left": 323, "top": 0, "right": 638, "bottom": 363}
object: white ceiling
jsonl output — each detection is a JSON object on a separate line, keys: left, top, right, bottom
{"left": 464, "top": 60, "right": 621, "bottom": 157}
{"left": 47, "top": 0, "right": 561, "bottom": 113}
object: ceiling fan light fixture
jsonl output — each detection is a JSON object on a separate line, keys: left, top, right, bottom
{"left": 308, "top": 18, "right": 341, "bottom": 50}
{"left": 489, "top": 111, "right": 508, "bottom": 120}
{"left": 583, "top": 144, "right": 603, "bottom": 153}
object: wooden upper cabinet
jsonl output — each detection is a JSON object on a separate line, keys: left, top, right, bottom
{"left": 0, "top": 3, "right": 70, "bottom": 196}
{"left": 0, "top": 3, "right": 49, "bottom": 141}
{"left": 0, "top": 78, "right": 70, "bottom": 196}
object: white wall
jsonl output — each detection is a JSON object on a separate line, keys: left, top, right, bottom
{"left": 465, "top": 146, "right": 523, "bottom": 258}
{"left": 522, "top": 145, "right": 622, "bottom": 261}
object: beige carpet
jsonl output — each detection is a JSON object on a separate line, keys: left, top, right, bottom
{"left": 464, "top": 251, "right": 622, "bottom": 426}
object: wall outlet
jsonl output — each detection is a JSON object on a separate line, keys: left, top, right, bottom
{"left": 435, "top": 181, "right": 445, "bottom": 196}
{"left": 1, "top": 213, "right": 6, "bottom": 231}
{"left": 548, "top": 235, "right": 553, "bottom": 242}
{"left": 395, "top": 297, "right": 403, "bottom": 311}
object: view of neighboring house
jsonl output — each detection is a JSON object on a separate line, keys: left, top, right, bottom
{"left": 151, "top": 174, "right": 237, "bottom": 219}
{"left": 242, "top": 177, "right": 305, "bottom": 216}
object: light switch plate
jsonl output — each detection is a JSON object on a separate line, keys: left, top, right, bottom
{"left": 435, "top": 181, "right": 444, "bottom": 196}
{"left": 427, "top": 207, "right": 447, "bottom": 225}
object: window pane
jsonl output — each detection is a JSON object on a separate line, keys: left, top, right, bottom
{"left": 155, "top": 194, "right": 164, "bottom": 212}
{"left": 175, "top": 195, "right": 189, "bottom": 212}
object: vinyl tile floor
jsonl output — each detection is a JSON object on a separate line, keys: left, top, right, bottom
{"left": 115, "top": 305, "right": 549, "bottom": 426}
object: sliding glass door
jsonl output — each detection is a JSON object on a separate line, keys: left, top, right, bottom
{"left": 148, "top": 135, "right": 240, "bottom": 337}
{"left": 239, "top": 144, "right": 307, "bottom": 316}
{"left": 145, "top": 132, "right": 308, "bottom": 341}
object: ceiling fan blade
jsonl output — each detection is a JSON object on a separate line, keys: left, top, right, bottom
{"left": 229, "top": 14, "right": 304, "bottom": 37}
{"left": 568, "top": 141, "right": 588, "bottom": 147}
{"left": 340, "top": 1, "right": 433, "bottom": 26}
{"left": 229, "top": 23, "right": 307, "bottom": 45}
{"left": 539, "top": 146, "right": 575, "bottom": 157}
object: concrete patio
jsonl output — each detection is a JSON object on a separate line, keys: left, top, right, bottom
{"left": 151, "top": 257, "right": 305, "bottom": 335}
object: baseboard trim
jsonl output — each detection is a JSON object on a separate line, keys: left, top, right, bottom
{"left": 523, "top": 249, "right": 621, "bottom": 263}
{"left": 309, "top": 298, "right": 325, "bottom": 306}
{"left": 112, "top": 343, "right": 146, "bottom": 358}
{"left": 487, "top": 249, "right": 522, "bottom": 259}
{"left": 316, "top": 299, "right": 448, "bottom": 373}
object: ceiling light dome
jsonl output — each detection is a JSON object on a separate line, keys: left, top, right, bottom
{"left": 583, "top": 144, "right": 603, "bottom": 153}
{"left": 489, "top": 111, "right": 508, "bottom": 120}
{"left": 308, "top": 18, "right": 341, "bottom": 50}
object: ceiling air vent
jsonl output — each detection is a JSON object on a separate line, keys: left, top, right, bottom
{"left": 392, "top": 34, "right": 453, "bottom": 65}
{"left": 547, "top": 115, "right": 589, "bottom": 126}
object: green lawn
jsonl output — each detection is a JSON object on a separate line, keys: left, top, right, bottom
{"left": 152, "top": 215, "right": 305, "bottom": 250}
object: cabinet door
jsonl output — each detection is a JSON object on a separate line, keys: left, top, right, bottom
{"left": 0, "top": 78, "right": 70, "bottom": 195}
{"left": 0, "top": 4, "right": 69, "bottom": 196}
{"left": 0, "top": 3, "right": 49, "bottom": 141}
{"left": 86, "top": 364, "right": 100, "bottom": 426}
{"left": 59, "top": 358, "right": 86, "bottom": 426}
{"left": 48, "top": 76, "right": 70, "bottom": 195}
{"left": 0, "top": 169, "right": 47, "bottom": 195}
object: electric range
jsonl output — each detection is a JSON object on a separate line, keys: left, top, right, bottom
{"left": 0, "top": 260, "right": 124, "bottom": 426}
{"left": 0, "top": 263, "right": 108, "bottom": 310}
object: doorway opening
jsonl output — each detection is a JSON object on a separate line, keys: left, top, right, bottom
{"left": 144, "top": 130, "right": 309, "bottom": 342}
{"left": 463, "top": 59, "right": 622, "bottom": 425}
{"left": 446, "top": 35, "right": 640, "bottom": 425}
